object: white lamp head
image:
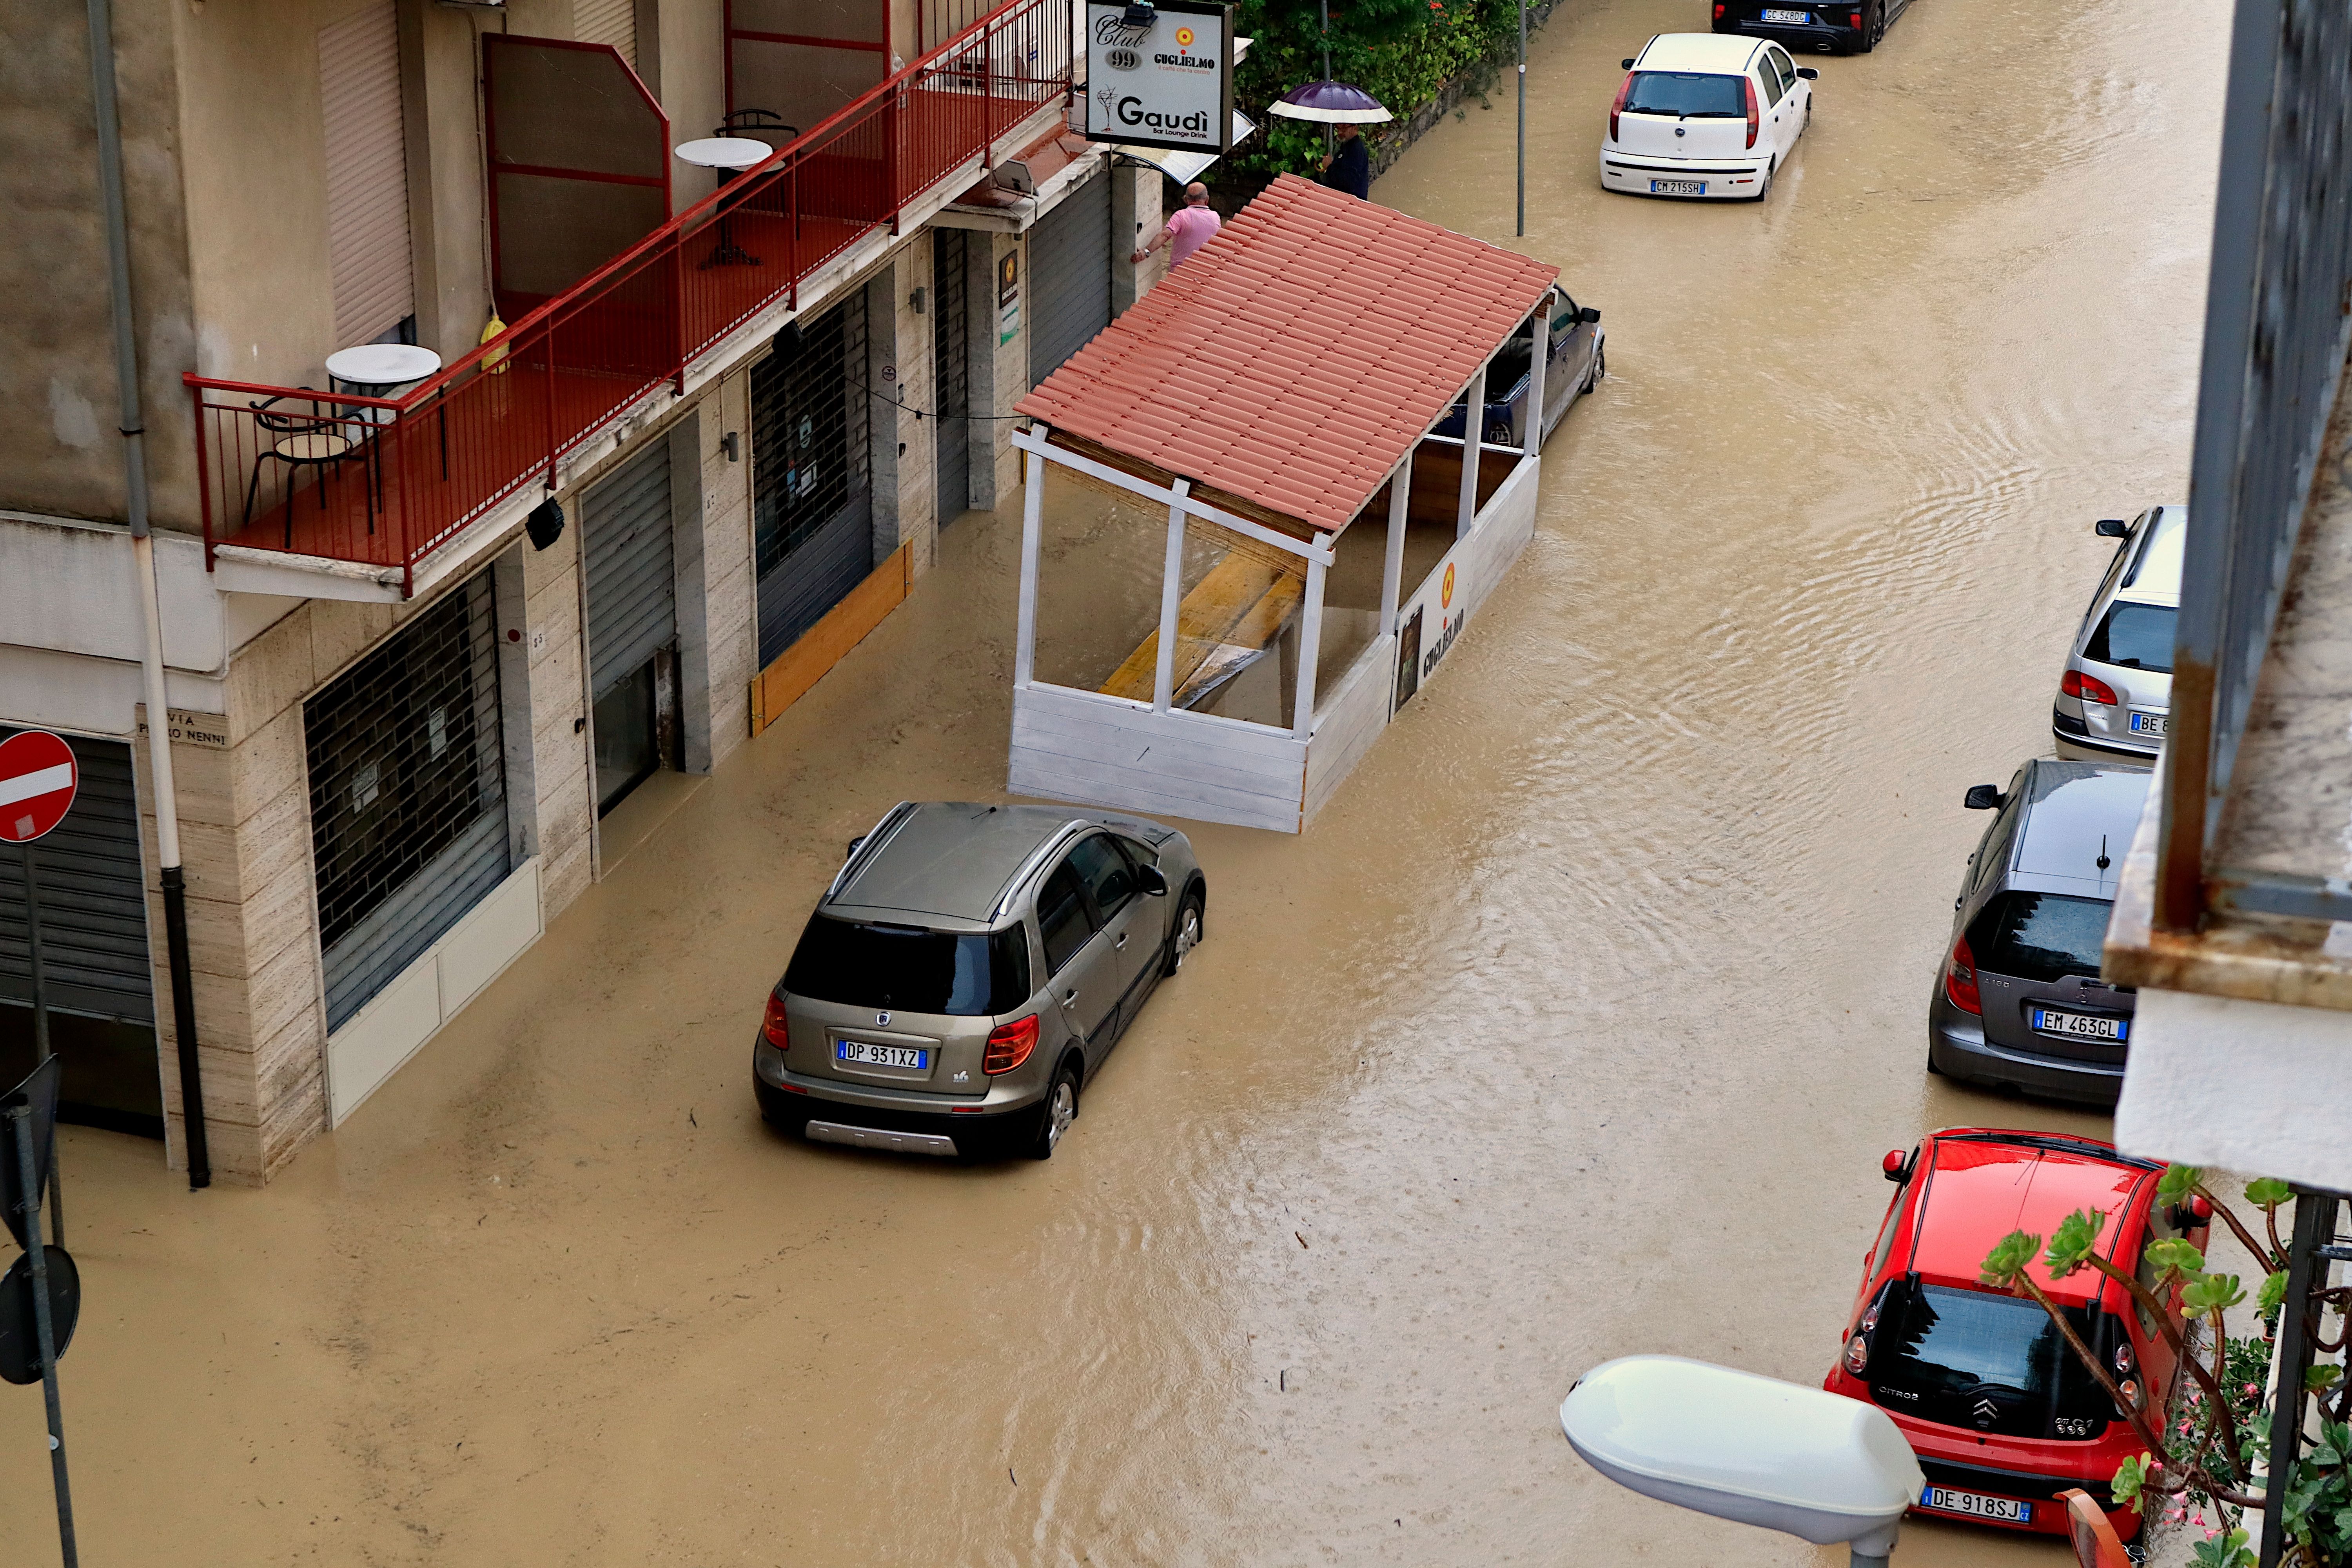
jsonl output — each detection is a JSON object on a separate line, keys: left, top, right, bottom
{"left": 1560, "top": 1356, "right": 1923, "bottom": 1562}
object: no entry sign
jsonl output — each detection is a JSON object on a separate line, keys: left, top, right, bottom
{"left": 0, "top": 731, "right": 78, "bottom": 844}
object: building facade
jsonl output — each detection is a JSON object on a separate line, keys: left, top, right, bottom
{"left": 0, "top": 0, "right": 1168, "bottom": 1182}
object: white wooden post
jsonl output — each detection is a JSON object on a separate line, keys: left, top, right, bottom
{"left": 1152, "top": 478, "right": 1191, "bottom": 711}
{"left": 1456, "top": 365, "right": 1486, "bottom": 539}
{"left": 1292, "top": 550, "right": 1328, "bottom": 739}
{"left": 1380, "top": 452, "right": 1411, "bottom": 637}
{"left": 1013, "top": 445, "right": 1045, "bottom": 688}
{"left": 1521, "top": 290, "right": 1549, "bottom": 458}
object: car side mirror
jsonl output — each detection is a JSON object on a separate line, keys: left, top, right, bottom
{"left": 1795, "top": 66, "right": 1818, "bottom": 78}
{"left": 1963, "top": 784, "right": 2005, "bottom": 811}
{"left": 1882, "top": 1149, "right": 1909, "bottom": 1183}
{"left": 845, "top": 835, "right": 866, "bottom": 860}
{"left": 1137, "top": 864, "right": 1168, "bottom": 897}
{"left": 1621, "top": 57, "right": 1635, "bottom": 68}
{"left": 1579, "top": 306, "right": 1601, "bottom": 323}
{"left": 2094, "top": 518, "right": 2129, "bottom": 538}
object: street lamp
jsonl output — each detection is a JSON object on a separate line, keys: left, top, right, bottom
{"left": 1560, "top": 1356, "right": 1924, "bottom": 1568}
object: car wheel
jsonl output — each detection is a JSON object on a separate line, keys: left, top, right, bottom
{"left": 1855, "top": 4, "right": 1877, "bottom": 52}
{"left": 1030, "top": 1060, "right": 1080, "bottom": 1160}
{"left": 1755, "top": 160, "right": 1776, "bottom": 202}
{"left": 1163, "top": 886, "right": 1205, "bottom": 976}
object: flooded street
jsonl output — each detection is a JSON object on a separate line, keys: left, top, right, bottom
{"left": 3, "top": 0, "right": 2227, "bottom": 1562}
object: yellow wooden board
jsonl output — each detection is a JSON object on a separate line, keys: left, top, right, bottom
{"left": 1099, "top": 553, "right": 1304, "bottom": 708}
{"left": 750, "top": 543, "right": 912, "bottom": 734}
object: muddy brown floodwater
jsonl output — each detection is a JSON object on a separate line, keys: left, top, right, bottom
{"left": 3, "top": 1, "right": 2229, "bottom": 1563}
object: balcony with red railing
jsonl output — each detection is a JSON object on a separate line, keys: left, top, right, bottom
{"left": 186, "top": 0, "right": 1069, "bottom": 593}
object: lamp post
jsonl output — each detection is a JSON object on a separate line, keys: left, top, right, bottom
{"left": 1516, "top": 0, "right": 1526, "bottom": 235}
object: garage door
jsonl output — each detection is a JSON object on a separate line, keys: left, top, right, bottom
{"left": 753, "top": 295, "right": 873, "bottom": 665}
{"left": 1027, "top": 169, "right": 1112, "bottom": 387}
{"left": 584, "top": 441, "right": 677, "bottom": 813}
{"left": 0, "top": 730, "right": 152, "bottom": 1027}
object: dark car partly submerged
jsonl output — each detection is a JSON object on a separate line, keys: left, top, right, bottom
{"left": 1711, "top": 0, "right": 1912, "bottom": 55}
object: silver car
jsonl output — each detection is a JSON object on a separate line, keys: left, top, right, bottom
{"left": 751, "top": 802, "right": 1206, "bottom": 1160}
{"left": 2052, "top": 505, "right": 2183, "bottom": 762}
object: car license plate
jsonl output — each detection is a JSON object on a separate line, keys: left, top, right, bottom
{"left": 1761, "top": 6, "right": 1811, "bottom": 20}
{"left": 1922, "top": 1486, "right": 2030, "bottom": 1524}
{"left": 2031, "top": 1008, "right": 2128, "bottom": 1042}
{"left": 837, "top": 1040, "right": 928, "bottom": 1069}
{"left": 2129, "top": 710, "right": 2169, "bottom": 737}
{"left": 1650, "top": 178, "right": 1707, "bottom": 195}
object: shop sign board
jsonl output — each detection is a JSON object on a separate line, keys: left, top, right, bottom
{"left": 1082, "top": 0, "right": 1234, "bottom": 154}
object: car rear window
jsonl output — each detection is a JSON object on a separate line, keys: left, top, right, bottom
{"left": 1623, "top": 71, "right": 1748, "bottom": 117}
{"left": 1869, "top": 1281, "right": 2115, "bottom": 1441}
{"left": 2085, "top": 601, "right": 2176, "bottom": 673}
{"left": 1972, "top": 892, "right": 2111, "bottom": 983}
{"left": 784, "top": 915, "right": 1031, "bottom": 1016}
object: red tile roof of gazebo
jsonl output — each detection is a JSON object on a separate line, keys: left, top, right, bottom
{"left": 1015, "top": 175, "right": 1559, "bottom": 535}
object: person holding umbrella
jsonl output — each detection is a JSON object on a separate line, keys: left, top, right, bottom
{"left": 1318, "top": 122, "right": 1370, "bottom": 199}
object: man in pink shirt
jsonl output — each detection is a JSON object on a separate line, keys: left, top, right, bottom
{"left": 1132, "top": 183, "right": 1222, "bottom": 269}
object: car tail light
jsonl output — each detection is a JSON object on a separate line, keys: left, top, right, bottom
{"left": 2115, "top": 1377, "right": 2141, "bottom": 1416}
{"left": 1843, "top": 1334, "right": 1869, "bottom": 1376}
{"left": 2063, "top": 668, "right": 2120, "bottom": 706}
{"left": 984, "top": 1015, "right": 1039, "bottom": 1075}
{"left": 761, "top": 992, "right": 792, "bottom": 1051}
{"left": 1745, "top": 76, "right": 1760, "bottom": 148}
{"left": 1713, "top": 2, "right": 1726, "bottom": 15}
{"left": 1945, "top": 933, "right": 1982, "bottom": 1014}
{"left": 2114, "top": 1341, "right": 2135, "bottom": 1375}
{"left": 1609, "top": 72, "right": 1632, "bottom": 142}
{"left": 1849, "top": 8, "right": 1862, "bottom": 24}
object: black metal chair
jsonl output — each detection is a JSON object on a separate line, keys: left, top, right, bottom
{"left": 241, "top": 392, "right": 361, "bottom": 544}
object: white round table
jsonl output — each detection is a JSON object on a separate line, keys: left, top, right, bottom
{"left": 677, "top": 139, "right": 775, "bottom": 268}
{"left": 324, "top": 343, "right": 442, "bottom": 389}
{"left": 675, "top": 136, "right": 773, "bottom": 171}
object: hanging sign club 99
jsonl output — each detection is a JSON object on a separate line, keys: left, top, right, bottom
{"left": 1083, "top": 0, "right": 1234, "bottom": 154}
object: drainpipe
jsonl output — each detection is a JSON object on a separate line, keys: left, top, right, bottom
{"left": 86, "top": 0, "right": 210, "bottom": 1188}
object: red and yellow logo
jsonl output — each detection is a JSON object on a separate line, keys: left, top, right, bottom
{"left": 1441, "top": 563, "right": 1455, "bottom": 609}
{"left": 1174, "top": 25, "right": 1195, "bottom": 45}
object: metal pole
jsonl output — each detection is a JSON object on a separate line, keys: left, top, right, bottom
{"left": 1320, "top": 0, "right": 1333, "bottom": 161}
{"left": 21, "top": 843, "right": 61, "bottom": 1246}
{"left": 85, "top": 0, "right": 209, "bottom": 1186}
{"left": 9, "top": 1104, "right": 80, "bottom": 1568}
{"left": 1515, "top": 0, "right": 1526, "bottom": 237}
{"left": 2259, "top": 1189, "right": 2339, "bottom": 1568}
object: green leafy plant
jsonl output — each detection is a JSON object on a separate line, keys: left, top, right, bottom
{"left": 1976, "top": 1167, "right": 2352, "bottom": 1568}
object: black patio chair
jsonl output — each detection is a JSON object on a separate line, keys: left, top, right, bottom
{"left": 241, "top": 392, "right": 361, "bottom": 544}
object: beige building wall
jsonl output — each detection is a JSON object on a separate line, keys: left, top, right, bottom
{"left": 869, "top": 236, "right": 941, "bottom": 579}
{"left": 695, "top": 372, "right": 758, "bottom": 769}
{"left": 972, "top": 229, "right": 1028, "bottom": 510}
{"left": 520, "top": 521, "right": 596, "bottom": 919}
{"left": 2, "top": 0, "right": 202, "bottom": 529}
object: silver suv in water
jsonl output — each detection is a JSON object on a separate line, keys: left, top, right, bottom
{"left": 752, "top": 802, "right": 1206, "bottom": 1160}
{"left": 1926, "top": 759, "right": 2151, "bottom": 1106}
{"left": 2052, "top": 505, "right": 2183, "bottom": 762}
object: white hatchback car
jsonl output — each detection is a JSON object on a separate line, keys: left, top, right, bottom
{"left": 1601, "top": 33, "right": 1815, "bottom": 201}
{"left": 2052, "top": 504, "right": 2184, "bottom": 763}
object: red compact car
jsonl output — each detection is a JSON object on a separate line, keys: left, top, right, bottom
{"left": 1822, "top": 1127, "right": 2210, "bottom": 1541}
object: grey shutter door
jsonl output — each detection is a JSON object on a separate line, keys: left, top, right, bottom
{"left": 309, "top": 573, "right": 511, "bottom": 1031}
{"left": 575, "top": 0, "right": 639, "bottom": 68}
{"left": 0, "top": 733, "right": 152, "bottom": 1025}
{"left": 585, "top": 442, "right": 677, "bottom": 698}
{"left": 1027, "top": 169, "right": 1113, "bottom": 387}
{"left": 934, "top": 228, "right": 971, "bottom": 525}
{"left": 318, "top": 0, "right": 416, "bottom": 345}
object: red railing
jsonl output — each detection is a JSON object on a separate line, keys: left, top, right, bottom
{"left": 187, "top": 0, "right": 1069, "bottom": 592}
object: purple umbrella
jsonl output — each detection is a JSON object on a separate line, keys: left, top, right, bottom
{"left": 1267, "top": 79, "right": 1392, "bottom": 124}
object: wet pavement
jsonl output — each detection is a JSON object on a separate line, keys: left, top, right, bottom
{"left": 3, "top": 0, "right": 2228, "bottom": 1562}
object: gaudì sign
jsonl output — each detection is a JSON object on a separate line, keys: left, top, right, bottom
{"left": 1083, "top": 0, "right": 1234, "bottom": 154}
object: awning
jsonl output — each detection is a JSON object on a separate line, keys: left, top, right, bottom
{"left": 1015, "top": 175, "right": 1559, "bottom": 537}
{"left": 1108, "top": 110, "right": 1258, "bottom": 186}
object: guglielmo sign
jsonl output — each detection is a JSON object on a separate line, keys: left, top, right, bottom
{"left": 1082, "top": 0, "right": 1234, "bottom": 154}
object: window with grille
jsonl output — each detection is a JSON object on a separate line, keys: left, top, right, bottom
{"left": 306, "top": 570, "right": 510, "bottom": 1028}
{"left": 751, "top": 296, "right": 875, "bottom": 661}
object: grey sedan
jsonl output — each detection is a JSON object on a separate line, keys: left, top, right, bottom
{"left": 752, "top": 802, "right": 1206, "bottom": 1160}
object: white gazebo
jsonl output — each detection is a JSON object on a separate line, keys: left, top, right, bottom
{"left": 1007, "top": 174, "right": 1560, "bottom": 833}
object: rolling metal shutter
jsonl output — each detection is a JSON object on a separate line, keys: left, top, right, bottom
{"left": 934, "top": 229, "right": 972, "bottom": 526}
{"left": 308, "top": 572, "right": 510, "bottom": 1031}
{"left": 318, "top": 0, "right": 416, "bottom": 346}
{"left": 753, "top": 296, "right": 873, "bottom": 664}
{"left": 575, "top": 0, "right": 639, "bottom": 68}
{"left": 1027, "top": 169, "right": 1112, "bottom": 387}
{"left": 584, "top": 442, "right": 678, "bottom": 699}
{"left": 0, "top": 731, "right": 152, "bottom": 1026}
